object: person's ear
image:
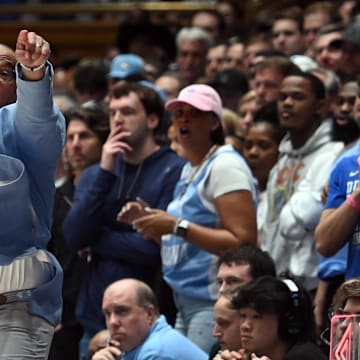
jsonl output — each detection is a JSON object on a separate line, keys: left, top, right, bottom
{"left": 210, "top": 115, "right": 221, "bottom": 131}
{"left": 145, "top": 305, "right": 156, "bottom": 324}
{"left": 315, "top": 99, "right": 326, "bottom": 119}
{"left": 147, "top": 114, "right": 159, "bottom": 130}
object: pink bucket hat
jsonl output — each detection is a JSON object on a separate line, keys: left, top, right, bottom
{"left": 165, "top": 84, "right": 223, "bottom": 119}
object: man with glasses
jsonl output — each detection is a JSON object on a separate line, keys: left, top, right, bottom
{"left": 321, "top": 278, "right": 360, "bottom": 355}
{"left": 0, "top": 30, "right": 66, "bottom": 359}
{"left": 0, "top": 44, "right": 16, "bottom": 107}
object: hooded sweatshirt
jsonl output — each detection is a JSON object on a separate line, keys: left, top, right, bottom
{"left": 262, "top": 120, "right": 343, "bottom": 290}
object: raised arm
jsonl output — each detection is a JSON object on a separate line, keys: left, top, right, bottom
{"left": 15, "top": 29, "right": 49, "bottom": 81}
{"left": 316, "top": 156, "right": 360, "bottom": 257}
{"left": 315, "top": 195, "right": 360, "bottom": 256}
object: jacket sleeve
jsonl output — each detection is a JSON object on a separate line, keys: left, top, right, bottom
{"left": 15, "top": 63, "right": 65, "bottom": 172}
{"left": 12, "top": 63, "right": 65, "bottom": 247}
{"left": 62, "top": 166, "right": 115, "bottom": 250}
{"left": 92, "top": 164, "right": 183, "bottom": 265}
{"left": 279, "top": 146, "right": 342, "bottom": 240}
{"left": 63, "top": 159, "right": 183, "bottom": 265}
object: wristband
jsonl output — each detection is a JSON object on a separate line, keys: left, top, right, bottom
{"left": 20, "top": 62, "right": 46, "bottom": 72}
{"left": 346, "top": 195, "right": 360, "bottom": 212}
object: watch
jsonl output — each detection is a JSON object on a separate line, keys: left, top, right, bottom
{"left": 174, "top": 219, "right": 189, "bottom": 238}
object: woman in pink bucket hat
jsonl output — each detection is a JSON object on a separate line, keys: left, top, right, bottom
{"left": 118, "top": 84, "right": 257, "bottom": 353}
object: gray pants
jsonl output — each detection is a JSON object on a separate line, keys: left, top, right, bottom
{"left": 0, "top": 302, "right": 54, "bottom": 359}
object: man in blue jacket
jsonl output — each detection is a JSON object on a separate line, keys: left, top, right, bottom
{"left": 0, "top": 30, "right": 65, "bottom": 358}
{"left": 92, "top": 278, "right": 207, "bottom": 360}
{"left": 63, "top": 82, "right": 185, "bottom": 358}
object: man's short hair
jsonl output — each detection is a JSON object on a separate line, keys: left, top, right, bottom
{"left": 65, "top": 104, "right": 110, "bottom": 144}
{"left": 272, "top": 6, "right": 304, "bottom": 33}
{"left": 307, "top": 67, "right": 341, "bottom": 97}
{"left": 254, "top": 56, "right": 301, "bottom": 77}
{"left": 73, "top": 58, "right": 108, "bottom": 97}
{"left": 315, "top": 23, "right": 345, "bottom": 38}
{"left": 108, "top": 82, "right": 164, "bottom": 130}
{"left": 286, "top": 71, "right": 326, "bottom": 100}
{"left": 176, "top": 27, "right": 213, "bottom": 49}
{"left": 303, "top": 1, "right": 339, "bottom": 22}
{"left": 231, "top": 275, "right": 316, "bottom": 343}
{"left": 192, "top": 9, "right": 226, "bottom": 34}
{"left": 217, "top": 245, "right": 276, "bottom": 279}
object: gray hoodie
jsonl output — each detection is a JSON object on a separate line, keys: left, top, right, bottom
{"left": 261, "top": 120, "right": 343, "bottom": 290}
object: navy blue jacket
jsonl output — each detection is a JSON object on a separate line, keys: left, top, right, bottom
{"left": 63, "top": 147, "right": 185, "bottom": 333}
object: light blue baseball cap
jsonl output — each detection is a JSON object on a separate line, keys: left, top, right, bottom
{"left": 108, "top": 54, "right": 145, "bottom": 79}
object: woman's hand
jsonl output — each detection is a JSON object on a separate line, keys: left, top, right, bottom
{"left": 132, "top": 209, "right": 176, "bottom": 244}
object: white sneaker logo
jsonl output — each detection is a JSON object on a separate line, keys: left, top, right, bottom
{"left": 350, "top": 170, "right": 359, "bottom": 177}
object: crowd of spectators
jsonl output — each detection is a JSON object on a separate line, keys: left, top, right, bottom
{"left": 1, "top": 0, "right": 360, "bottom": 359}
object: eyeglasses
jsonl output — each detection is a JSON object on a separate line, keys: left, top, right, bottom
{"left": 320, "top": 327, "right": 330, "bottom": 347}
{"left": 328, "top": 307, "right": 360, "bottom": 319}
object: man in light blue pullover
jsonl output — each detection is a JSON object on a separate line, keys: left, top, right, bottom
{"left": 92, "top": 279, "right": 207, "bottom": 360}
{"left": 0, "top": 30, "right": 65, "bottom": 358}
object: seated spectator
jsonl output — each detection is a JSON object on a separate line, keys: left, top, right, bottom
{"left": 191, "top": 9, "right": 226, "bottom": 43}
{"left": 252, "top": 56, "right": 300, "bottom": 110}
{"left": 320, "top": 277, "right": 360, "bottom": 349}
{"left": 216, "top": 276, "right": 327, "bottom": 360}
{"left": 243, "top": 102, "right": 285, "bottom": 243}
{"left": 215, "top": 0, "right": 245, "bottom": 40}
{"left": 212, "top": 291, "right": 242, "bottom": 358}
{"left": 204, "top": 42, "right": 227, "bottom": 83}
{"left": 308, "top": 67, "right": 341, "bottom": 120}
{"left": 210, "top": 68, "right": 249, "bottom": 112}
{"left": 216, "top": 245, "right": 276, "bottom": 295}
{"left": 247, "top": 49, "right": 286, "bottom": 83}
{"left": 302, "top": 2, "right": 339, "bottom": 57}
{"left": 154, "top": 71, "right": 183, "bottom": 100}
{"left": 243, "top": 33, "right": 273, "bottom": 76}
{"left": 107, "top": 54, "right": 146, "bottom": 89}
{"left": 313, "top": 24, "right": 344, "bottom": 72}
{"left": 271, "top": 7, "right": 305, "bottom": 56}
{"left": 330, "top": 21, "right": 360, "bottom": 80}
{"left": 237, "top": 90, "right": 257, "bottom": 134}
{"left": 173, "top": 27, "right": 212, "bottom": 85}
{"left": 331, "top": 81, "right": 360, "bottom": 146}
{"left": 210, "top": 245, "right": 276, "bottom": 359}
{"left": 73, "top": 58, "right": 108, "bottom": 105}
{"left": 222, "top": 38, "right": 245, "bottom": 73}
{"left": 91, "top": 279, "right": 207, "bottom": 360}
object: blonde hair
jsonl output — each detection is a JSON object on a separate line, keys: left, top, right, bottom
{"left": 222, "top": 108, "right": 240, "bottom": 136}
{"left": 332, "top": 278, "right": 360, "bottom": 311}
{"left": 238, "top": 90, "right": 256, "bottom": 109}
